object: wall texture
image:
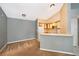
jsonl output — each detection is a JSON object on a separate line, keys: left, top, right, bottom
{"left": 7, "top": 18, "right": 37, "bottom": 42}
{"left": 0, "top": 7, "right": 7, "bottom": 49}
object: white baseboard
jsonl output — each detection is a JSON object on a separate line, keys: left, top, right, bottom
{"left": 7, "top": 38, "right": 36, "bottom": 44}
{"left": 40, "top": 48, "right": 75, "bottom": 55}
{"left": 0, "top": 38, "right": 36, "bottom": 51}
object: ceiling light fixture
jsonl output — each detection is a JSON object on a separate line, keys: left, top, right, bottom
{"left": 50, "top": 4, "right": 55, "bottom": 8}
{"left": 22, "top": 13, "right": 26, "bottom": 17}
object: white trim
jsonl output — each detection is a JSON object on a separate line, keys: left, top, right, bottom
{"left": 72, "top": 18, "right": 78, "bottom": 46}
{"left": 40, "top": 48, "right": 75, "bottom": 55}
{"left": 7, "top": 38, "right": 36, "bottom": 44}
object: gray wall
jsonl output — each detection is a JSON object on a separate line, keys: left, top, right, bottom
{"left": 7, "top": 18, "right": 37, "bottom": 42}
{"left": 71, "top": 3, "right": 79, "bottom": 9}
{"left": 39, "top": 35, "right": 73, "bottom": 52}
{"left": 65, "top": 3, "right": 79, "bottom": 46}
{"left": 0, "top": 7, "right": 7, "bottom": 49}
{"left": 70, "top": 3, "right": 79, "bottom": 46}
{"left": 67, "top": 3, "right": 79, "bottom": 34}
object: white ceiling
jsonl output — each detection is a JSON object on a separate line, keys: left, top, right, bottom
{"left": 0, "top": 3, "right": 63, "bottom": 20}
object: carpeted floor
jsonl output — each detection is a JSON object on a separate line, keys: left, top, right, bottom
{"left": 0, "top": 39, "right": 74, "bottom": 56}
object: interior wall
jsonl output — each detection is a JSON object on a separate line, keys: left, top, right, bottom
{"left": 7, "top": 18, "right": 37, "bottom": 42}
{"left": 67, "top": 4, "right": 71, "bottom": 34}
{"left": 0, "top": 7, "right": 7, "bottom": 49}
{"left": 60, "top": 4, "right": 68, "bottom": 34}
{"left": 70, "top": 3, "right": 79, "bottom": 46}
{"left": 47, "top": 4, "right": 68, "bottom": 34}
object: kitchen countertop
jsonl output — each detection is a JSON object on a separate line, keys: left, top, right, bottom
{"left": 39, "top": 33, "right": 72, "bottom": 36}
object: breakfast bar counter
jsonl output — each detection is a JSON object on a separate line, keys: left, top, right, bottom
{"left": 39, "top": 33, "right": 73, "bottom": 53}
